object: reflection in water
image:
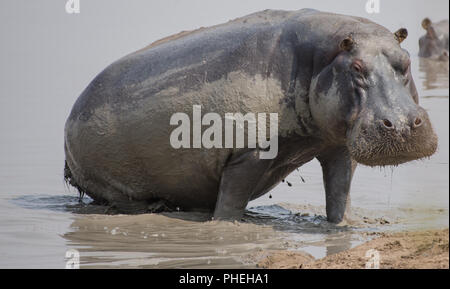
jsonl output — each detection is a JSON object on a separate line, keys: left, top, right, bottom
{"left": 63, "top": 212, "right": 285, "bottom": 269}
{"left": 58, "top": 202, "right": 390, "bottom": 268}
{"left": 325, "top": 233, "right": 353, "bottom": 256}
{"left": 11, "top": 195, "right": 81, "bottom": 212}
{"left": 419, "top": 57, "right": 449, "bottom": 91}
{"left": 61, "top": 204, "right": 348, "bottom": 268}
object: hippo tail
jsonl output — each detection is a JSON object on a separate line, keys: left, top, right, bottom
{"left": 64, "top": 160, "right": 86, "bottom": 200}
{"left": 63, "top": 160, "right": 72, "bottom": 186}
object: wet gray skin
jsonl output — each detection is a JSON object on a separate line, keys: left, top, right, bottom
{"left": 64, "top": 9, "right": 438, "bottom": 223}
{"left": 419, "top": 18, "right": 449, "bottom": 60}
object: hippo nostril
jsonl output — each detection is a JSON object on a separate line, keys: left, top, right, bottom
{"left": 413, "top": 117, "right": 423, "bottom": 128}
{"left": 382, "top": 119, "right": 394, "bottom": 129}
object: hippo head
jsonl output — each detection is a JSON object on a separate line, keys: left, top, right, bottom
{"left": 419, "top": 18, "right": 449, "bottom": 60}
{"left": 309, "top": 28, "right": 438, "bottom": 167}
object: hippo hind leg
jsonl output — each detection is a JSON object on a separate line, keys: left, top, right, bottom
{"left": 213, "top": 150, "right": 273, "bottom": 220}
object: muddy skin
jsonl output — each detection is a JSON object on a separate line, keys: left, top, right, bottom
{"left": 419, "top": 18, "right": 449, "bottom": 61}
{"left": 64, "top": 9, "right": 437, "bottom": 223}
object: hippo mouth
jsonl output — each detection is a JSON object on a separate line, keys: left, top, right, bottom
{"left": 349, "top": 147, "right": 437, "bottom": 167}
{"left": 347, "top": 122, "right": 438, "bottom": 167}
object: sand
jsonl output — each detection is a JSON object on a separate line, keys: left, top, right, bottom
{"left": 257, "top": 229, "right": 449, "bottom": 269}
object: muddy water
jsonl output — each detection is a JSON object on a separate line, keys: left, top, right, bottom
{"left": 0, "top": 1, "right": 448, "bottom": 269}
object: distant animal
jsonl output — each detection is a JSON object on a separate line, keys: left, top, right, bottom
{"left": 419, "top": 18, "right": 449, "bottom": 60}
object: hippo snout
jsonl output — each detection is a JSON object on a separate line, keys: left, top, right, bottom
{"left": 348, "top": 106, "right": 437, "bottom": 167}
{"left": 378, "top": 106, "right": 427, "bottom": 134}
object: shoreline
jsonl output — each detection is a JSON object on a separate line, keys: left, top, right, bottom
{"left": 257, "top": 228, "right": 449, "bottom": 269}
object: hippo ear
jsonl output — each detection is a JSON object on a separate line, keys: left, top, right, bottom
{"left": 422, "top": 18, "right": 432, "bottom": 30}
{"left": 339, "top": 36, "right": 354, "bottom": 51}
{"left": 394, "top": 28, "right": 408, "bottom": 44}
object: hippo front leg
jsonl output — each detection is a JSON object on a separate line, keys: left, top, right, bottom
{"left": 317, "top": 147, "right": 357, "bottom": 223}
{"left": 213, "top": 151, "right": 272, "bottom": 221}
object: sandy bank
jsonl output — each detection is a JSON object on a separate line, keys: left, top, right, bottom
{"left": 257, "top": 229, "right": 449, "bottom": 269}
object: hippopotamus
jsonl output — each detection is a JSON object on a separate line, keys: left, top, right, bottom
{"left": 419, "top": 18, "right": 449, "bottom": 60}
{"left": 64, "top": 9, "right": 437, "bottom": 223}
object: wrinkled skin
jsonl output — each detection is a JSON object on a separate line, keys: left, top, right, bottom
{"left": 65, "top": 9, "right": 438, "bottom": 223}
{"left": 419, "top": 18, "right": 449, "bottom": 60}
